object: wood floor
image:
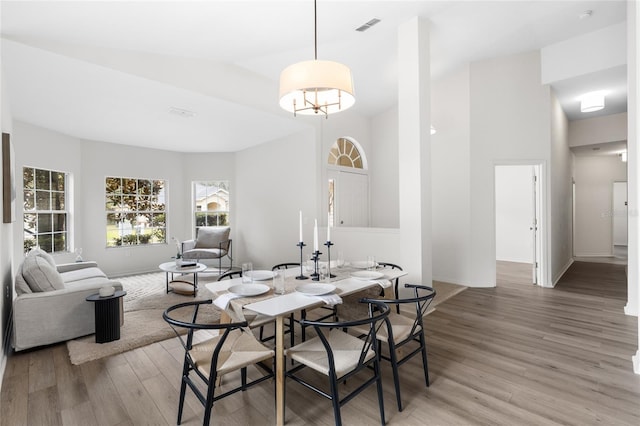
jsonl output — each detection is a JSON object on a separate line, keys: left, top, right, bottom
{"left": 2, "top": 260, "right": 639, "bottom": 425}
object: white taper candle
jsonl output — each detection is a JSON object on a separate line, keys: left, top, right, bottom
{"left": 314, "top": 219, "right": 318, "bottom": 251}
{"left": 299, "top": 210, "right": 303, "bottom": 242}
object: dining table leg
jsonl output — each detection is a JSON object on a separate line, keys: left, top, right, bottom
{"left": 276, "top": 315, "right": 285, "bottom": 426}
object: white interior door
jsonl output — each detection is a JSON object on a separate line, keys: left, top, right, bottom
{"left": 613, "top": 181, "right": 628, "bottom": 246}
{"left": 336, "top": 171, "right": 368, "bottom": 227}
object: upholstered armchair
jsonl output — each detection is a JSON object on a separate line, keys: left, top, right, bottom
{"left": 181, "top": 226, "right": 233, "bottom": 273}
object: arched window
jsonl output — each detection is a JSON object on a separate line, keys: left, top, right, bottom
{"left": 328, "top": 138, "right": 364, "bottom": 169}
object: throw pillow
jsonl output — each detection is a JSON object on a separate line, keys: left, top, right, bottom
{"left": 22, "top": 255, "right": 65, "bottom": 292}
{"left": 195, "top": 226, "right": 230, "bottom": 249}
{"left": 27, "top": 247, "right": 57, "bottom": 268}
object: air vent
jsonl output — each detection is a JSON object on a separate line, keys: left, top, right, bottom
{"left": 169, "top": 107, "right": 196, "bottom": 118}
{"left": 356, "top": 18, "right": 381, "bottom": 32}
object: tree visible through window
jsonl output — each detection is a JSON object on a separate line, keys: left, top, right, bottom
{"left": 23, "top": 167, "right": 68, "bottom": 254}
{"left": 105, "top": 177, "right": 166, "bottom": 247}
{"left": 193, "top": 181, "right": 229, "bottom": 233}
{"left": 328, "top": 137, "right": 363, "bottom": 168}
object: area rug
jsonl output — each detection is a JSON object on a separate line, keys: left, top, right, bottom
{"left": 66, "top": 272, "right": 221, "bottom": 365}
{"left": 67, "top": 273, "right": 466, "bottom": 365}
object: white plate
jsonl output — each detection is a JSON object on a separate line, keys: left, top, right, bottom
{"left": 228, "top": 283, "right": 270, "bottom": 297}
{"left": 295, "top": 283, "right": 336, "bottom": 296}
{"left": 245, "top": 270, "right": 275, "bottom": 281}
{"left": 350, "top": 260, "right": 378, "bottom": 269}
{"left": 351, "top": 270, "right": 384, "bottom": 280}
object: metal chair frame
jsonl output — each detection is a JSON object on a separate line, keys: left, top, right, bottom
{"left": 286, "top": 300, "right": 390, "bottom": 426}
{"left": 163, "top": 300, "right": 274, "bottom": 425}
{"left": 218, "top": 269, "right": 295, "bottom": 347}
{"left": 377, "top": 261, "right": 404, "bottom": 313}
{"left": 371, "top": 283, "right": 436, "bottom": 411}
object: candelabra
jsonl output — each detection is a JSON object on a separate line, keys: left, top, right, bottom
{"left": 310, "top": 250, "right": 322, "bottom": 281}
{"left": 296, "top": 242, "right": 309, "bottom": 280}
{"left": 324, "top": 241, "right": 336, "bottom": 279}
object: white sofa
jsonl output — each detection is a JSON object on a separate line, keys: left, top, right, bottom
{"left": 13, "top": 249, "right": 123, "bottom": 351}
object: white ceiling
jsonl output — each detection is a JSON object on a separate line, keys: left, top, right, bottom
{"left": 0, "top": 1, "right": 628, "bottom": 152}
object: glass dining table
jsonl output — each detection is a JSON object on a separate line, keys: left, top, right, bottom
{"left": 205, "top": 264, "right": 407, "bottom": 425}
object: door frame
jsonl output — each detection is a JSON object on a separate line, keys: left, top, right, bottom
{"left": 493, "top": 160, "right": 548, "bottom": 287}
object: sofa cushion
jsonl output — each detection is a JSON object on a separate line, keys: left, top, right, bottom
{"left": 22, "top": 255, "right": 65, "bottom": 292}
{"left": 14, "top": 263, "right": 33, "bottom": 296}
{"left": 60, "top": 267, "right": 107, "bottom": 283}
{"left": 195, "top": 226, "right": 230, "bottom": 249}
{"left": 27, "top": 248, "right": 56, "bottom": 268}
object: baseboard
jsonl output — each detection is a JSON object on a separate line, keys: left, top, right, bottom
{"left": 552, "top": 258, "right": 574, "bottom": 288}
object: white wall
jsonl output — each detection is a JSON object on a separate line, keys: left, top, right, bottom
{"left": 573, "top": 154, "right": 627, "bottom": 257}
{"left": 470, "top": 50, "right": 552, "bottom": 287}
{"left": 549, "top": 90, "right": 573, "bottom": 284}
{"left": 541, "top": 22, "right": 626, "bottom": 84}
{"left": 495, "top": 165, "right": 534, "bottom": 263}
{"left": 569, "top": 113, "right": 628, "bottom": 147}
{"left": 0, "top": 65, "right": 14, "bottom": 388}
{"left": 431, "top": 65, "right": 473, "bottom": 285}
{"left": 11, "top": 121, "right": 236, "bottom": 276}
{"left": 235, "top": 128, "right": 316, "bottom": 270}
{"left": 370, "top": 107, "right": 399, "bottom": 228}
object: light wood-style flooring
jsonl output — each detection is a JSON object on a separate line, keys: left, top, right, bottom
{"left": 2, "top": 260, "right": 639, "bottom": 425}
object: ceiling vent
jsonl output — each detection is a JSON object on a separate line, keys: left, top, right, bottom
{"left": 169, "top": 107, "right": 196, "bottom": 118}
{"left": 356, "top": 18, "right": 381, "bottom": 32}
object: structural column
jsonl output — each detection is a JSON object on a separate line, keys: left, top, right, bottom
{"left": 398, "top": 17, "right": 432, "bottom": 292}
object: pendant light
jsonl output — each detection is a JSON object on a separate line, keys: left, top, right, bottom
{"left": 279, "top": 0, "right": 355, "bottom": 117}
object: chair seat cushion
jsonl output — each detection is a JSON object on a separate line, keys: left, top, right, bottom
{"left": 191, "top": 329, "right": 274, "bottom": 377}
{"left": 247, "top": 313, "right": 275, "bottom": 328}
{"left": 182, "top": 248, "right": 227, "bottom": 260}
{"left": 286, "top": 329, "right": 375, "bottom": 379}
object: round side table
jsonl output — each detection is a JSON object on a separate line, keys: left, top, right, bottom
{"left": 86, "top": 290, "right": 126, "bottom": 343}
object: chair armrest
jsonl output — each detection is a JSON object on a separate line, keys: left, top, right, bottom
{"left": 182, "top": 239, "right": 196, "bottom": 252}
{"left": 56, "top": 261, "right": 99, "bottom": 273}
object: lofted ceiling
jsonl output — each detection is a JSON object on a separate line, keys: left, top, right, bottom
{"left": 0, "top": 0, "right": 629, "bottom": 152}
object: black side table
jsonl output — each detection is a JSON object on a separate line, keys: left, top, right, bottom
{"left": 86, "top": 290, "right": 126, "bottom": 343}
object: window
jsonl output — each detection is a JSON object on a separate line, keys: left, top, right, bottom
{"left": 193, "top": 181, "right": 229, "bottom": 233}
{"left": 105, "top": 177, "right": 166, "bottom": 247}
{"left": 328, "top": 137, "right": 364, "bottom": 168}
{"left": 327, "top": 137, "right": 369, "bottom": 227}
{"left": 23, "top": 167, "right": 68, "bottom": 254}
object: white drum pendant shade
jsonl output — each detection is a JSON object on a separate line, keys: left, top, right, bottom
{"left": 279, "top": 59, "right": 355, "bottom": 116}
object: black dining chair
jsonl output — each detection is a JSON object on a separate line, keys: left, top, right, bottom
{"left": 377, "top": 261, "right": 404, "bottom": 313}
{"left": 217, "top": 269, "right": 295, "bottom": 347}
{"left": 162, "top": 299, "right": 274, "bottom": 426}
{"left": 285, "top": 299, "right": 390, "bottom": 426}
{"left": 353, "top": 283, "right": 436, "bottom": 411}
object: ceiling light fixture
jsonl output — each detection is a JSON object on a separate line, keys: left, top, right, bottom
{"left": 580, "top": 91, "right": 605, "bottom": 113}
{"left": 279, "top": 0, "right": 355, "bottom": 118}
